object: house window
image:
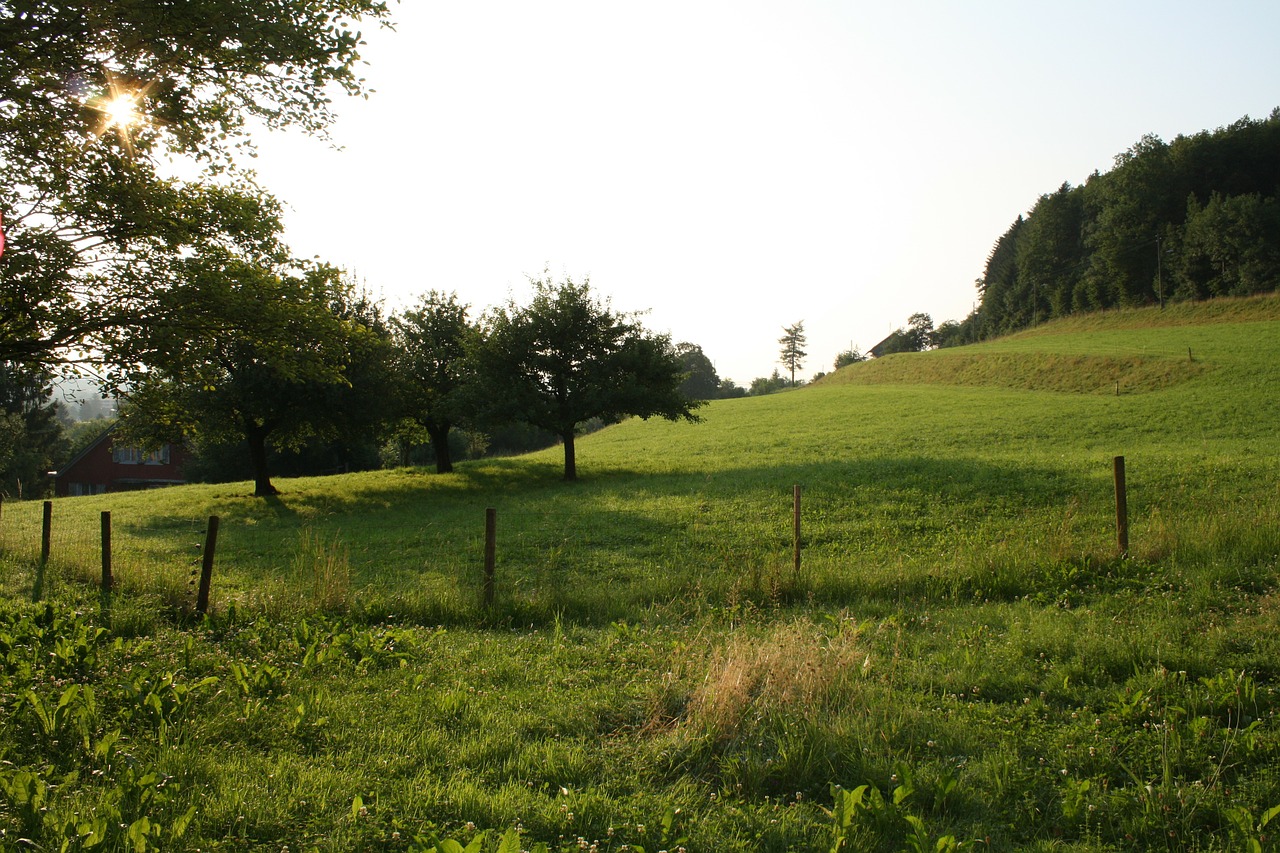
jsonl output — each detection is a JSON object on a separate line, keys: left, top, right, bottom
{"left": 113, "top": 445, "right": 170, "bottom": 465}
{"left": 112, "top": 446, "right": 141, "bottom": 464}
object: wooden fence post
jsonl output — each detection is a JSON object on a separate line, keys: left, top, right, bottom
{"left": 100, "top": 511, "right": 113, "bottom": 593}
{"left": 483, "top": 507, "right": 496, "bottom": 607}
{"left": 41, "top": 500, "right": 52, "bottom": 564}
{"left": 792, "top": 484, "right": 802, "bottom": 578}
{"left": 1113, "top": 456, "right": 1129, "bottom": 556}
{"left": 32, "top": 500, "right": 53, "bottom": 601}
{"left": 196, "top": 515, "right": 220, "bottom": 615}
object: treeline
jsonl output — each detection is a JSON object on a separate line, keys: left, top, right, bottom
{"left": 944, "top": 109, "right": 1280, "bottom": 342}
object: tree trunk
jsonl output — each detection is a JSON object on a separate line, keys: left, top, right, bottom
{"left": 427, "top": 423, "right": 453, "bottom": 474}
{"left": 245, "top": 422, "right": 278, "bottom": 496}
{"left": 561, "top": 430, "right": 577, "bottom": 481}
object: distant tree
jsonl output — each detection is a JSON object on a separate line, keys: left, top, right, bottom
{"left": 748, "top": 370, "right": 789, "bottom": 396}
{"left": 906, "top": 313, "right": 935, "bottom": 350}
{"left": 931, "top": 320, "right": 968, "bottom": 349}
{"left": 1173, "top": 192, "right": 1280, "bottom": 299}
{"left": 717, "top": 378, "right": 747, "bottom": 399}
{"left": 975, "top": 216, "right": 1025, "bottom": 336}
{"left": 391, "top": 291, "right": 473, "bottom": 473}
{"left": 675, "top": 342, "right": 721, "bottom": 400}
{"left": 1081, "top": 133, "right": 1180, "bottom": 308}
{"left": 834, "top": 348, "right": 866, "bottom": 369}
{"left": 1015, "top": 182, "right": 1087, "bottom": 320}
{"left": 778, "top": 321, "right": 807, "bottom": 385}
{"left": 470, "top": 275, "right": 702, "bottom": 481}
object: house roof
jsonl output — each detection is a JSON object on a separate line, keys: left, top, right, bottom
{"left": 868, "top": 333, "right": 897, "bottom": 358}
{"left": 50, "top": 421, "right": 118, "bottom": 479}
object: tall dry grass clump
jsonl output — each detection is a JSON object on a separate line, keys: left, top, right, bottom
{"left": 292, "top": 528, "right": 353, "bottom": 614}
{"left": 657, "top": 618, "right": 867, "bottom": 745}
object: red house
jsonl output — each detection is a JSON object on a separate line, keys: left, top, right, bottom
{"left": 53, "top": 425, "right": 189, "bottom": 497}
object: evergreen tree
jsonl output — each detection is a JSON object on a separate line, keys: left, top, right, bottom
{"left": 778, "top": 321, "right": 807, "bottom": 386}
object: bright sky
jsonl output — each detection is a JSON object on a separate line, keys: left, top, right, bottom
{"left": 248, "top": 1, "right": 1280, "bottom": 386}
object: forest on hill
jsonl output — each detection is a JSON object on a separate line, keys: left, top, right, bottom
{"left": 941, "top": 109, "right": 1280, "bottom": 344}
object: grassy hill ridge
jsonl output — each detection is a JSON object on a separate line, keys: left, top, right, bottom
{"left": 819, "top": 293, "right": 1280, "bottom": 394}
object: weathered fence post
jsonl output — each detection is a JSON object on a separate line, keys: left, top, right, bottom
{"left": 792, "top": 484, "right": 802, "bottom": 579}
{"left": 483, "top": 507, "right": 496, "bottom": 607}
{"left": 100, "top": 511, "right": 113, "bottom": 593}
{"left": 32, "top": 500, "right": 53, "bottom": 601}
{"left": 1113, "top": 456, "right": 1129, "bottom": 556}
{"left": 196, "top": 515, "right": 220, "bottom": 615}
{"left": 41, "top": 500, "right": 52, "bottom": 564}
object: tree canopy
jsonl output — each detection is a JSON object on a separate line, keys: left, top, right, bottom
{"left": 0, "top": 0, "right": 393, "bottom": 369}
{"left": 117, "top": 250, "right": 377, "bottom": 496}
{"left": 471, "top": 275, "right": 702, "bottom": 481}
{"left": 966, "top": 110, "right": 1280, "bottom": 338}
{"left": 391, "top": 291, "right": 474, "bottom": 474}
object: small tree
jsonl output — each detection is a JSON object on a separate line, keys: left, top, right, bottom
{"left": 391, "top": 291, "right": 473, "bottom": 474}
{"left": 717, "top": 378, "right": 747, "bottom": 399}
{"left": 748, "top": 370, "right": 788, "bottom": 396}
{"left": 471, "top": 275, "right": 701, "bottom": 481}
{"left": 778, "top": 321, "right": 807, "bottom": 386}
{"left": 834, "top": 347, "right": 866, "bottom": 369}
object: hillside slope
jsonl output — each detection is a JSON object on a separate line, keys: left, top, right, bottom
{"left": 3, "top": 295, "right": 1280, "bottom": 851}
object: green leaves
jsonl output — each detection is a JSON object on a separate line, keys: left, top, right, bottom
{"left": 471, "top": 274, "right": 702, "bottom": 479}
{"left": 973, "top": 112, "right": 1280, "bottom": 336}
{"left": 0, "top": 0, "right": 391, "bottom": 369}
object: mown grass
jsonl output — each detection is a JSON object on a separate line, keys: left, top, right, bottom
{"left": 2, "top": 294, "right": 1280, "bottom": 850}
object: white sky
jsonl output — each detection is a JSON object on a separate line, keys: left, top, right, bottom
{"left": 247, "top": 1, "right": 1280, "bottom": 385}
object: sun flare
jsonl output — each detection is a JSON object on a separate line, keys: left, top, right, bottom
{"left": 89, "top": 71, "right": 157, "bottom": 154}
{"left": 101, "top": 93, "right": 141, "bottom": 130}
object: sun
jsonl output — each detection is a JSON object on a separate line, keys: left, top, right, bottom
{"left": 89, "top": 71, "right": 157, "bottom": 154}
{"left": 101, "top": 92, "right": 142, "bottom": 130}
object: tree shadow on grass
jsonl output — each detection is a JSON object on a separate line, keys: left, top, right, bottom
{"left": 73, "top": 452, "right": 1111, "bottom": 627}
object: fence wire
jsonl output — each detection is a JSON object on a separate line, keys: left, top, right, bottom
{"left": 0, "top": 474, "right": 1153, "bottom": 620}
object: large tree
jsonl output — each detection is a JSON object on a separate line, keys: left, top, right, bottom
{"left": 118, "top": 248, "right": 377, "bottom": 497}
{"left": 778, "top": 321, "right": 807, "bottom": 386}
{"left": 472, "top": 275, "right": 702, "bottom": 481}
{"left": 0, "top": 0, "right": 392, "bottom": 369}
{"left": 391, "top": 291, "right": 473, "bottom": 474}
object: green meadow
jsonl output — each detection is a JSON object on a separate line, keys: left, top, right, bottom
{"left": 3, "top": 296, "right": 1280, "bottom": 851}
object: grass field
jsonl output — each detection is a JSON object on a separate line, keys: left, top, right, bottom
{"left": 3, "top": 295, "right": 1280, "bottom": 851}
